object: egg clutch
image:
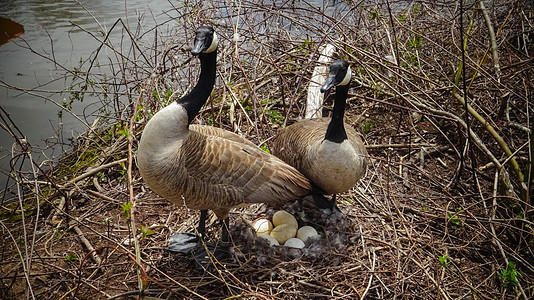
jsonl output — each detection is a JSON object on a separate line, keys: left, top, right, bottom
{"left": 252, "top": 210, "right": 319, "bottom": 248}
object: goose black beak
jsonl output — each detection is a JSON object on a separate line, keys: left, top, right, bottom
{"left": 191, "top": 38, "right": 206, "bottom": 56}
{"left": 320, "top": 74, "right": 337, "bottom": 93}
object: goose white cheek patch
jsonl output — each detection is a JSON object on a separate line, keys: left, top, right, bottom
{"left": 204, "top": 32, "right": 218, "bottom": 53}
{"left": 339, "top": 66, "right": 352, "bottom": 86}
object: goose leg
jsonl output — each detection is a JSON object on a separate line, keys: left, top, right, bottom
{"left": 312, "top": 193, "right": 342, "bottom": 214}
{"left": 194, "top": 217, "right": 231, "bottom": 270}
{"left": 331, "top": 194, "right": 341, "bottom": 214}
{"left": 331, "top": 194, "right": 337, "bottom": 209}
{"left": 297, "top": 197, "right": 305, "bottom": 218}
{"left": 312, "top": 193, "right": 332, "bottom": 209}
{"left": 221, "top": 217, "right": 230, "bottom": 243}
{"left": 197, "top": 210, "right": 207, "bottom": 237}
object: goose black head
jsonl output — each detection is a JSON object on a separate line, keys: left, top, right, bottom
{"left": 320, "top": 59, "right": 351, "bottom": 93}
{"left": 191, "top": 26, "right": 218, "bottom": 56}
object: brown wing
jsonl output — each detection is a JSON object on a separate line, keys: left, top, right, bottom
{"left": 177, "top": 131, "right": 311, "bottom": 213}
{"left": 190, "top": 124, "right": 257, "bottom": 147}
{"left": 271, "top": 118, "right": 330, "bottom": 170}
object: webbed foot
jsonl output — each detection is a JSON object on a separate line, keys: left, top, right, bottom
{"left": 193, "top": 242, "right": 231, "bottom": 270}
{"left": 167, "top": 232, "right": 200, "bottom": 254}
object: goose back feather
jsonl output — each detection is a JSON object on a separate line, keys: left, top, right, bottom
{"left": 189, "top": 124, "right": 257, "bottom": 148}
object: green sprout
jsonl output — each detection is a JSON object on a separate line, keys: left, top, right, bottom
{"left": 447, "top": 207, "right": 463, "bottom": 226}
{"left": 139, "top": 225, "right": 155, "bottom": 240}
{"left": 438, "top": 255, "right": 450, "bottom": 268}
{"left": 260, "top": 144, "right": 270, "bottom": 154}
{"left": 499, "top": 262, "right": 522, "bottom": 288}
{"left": 65, "top": 253, "right": 78, "bottom": 262}
{"left": 120, "top": 202, "right": 133, "bottom": 220}
{"left": 363, "top": 120, "right": 376, "bottom": 134}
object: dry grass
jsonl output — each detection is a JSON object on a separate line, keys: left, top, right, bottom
{"left": 1, "top": 0, "right": 533, "bottom": 299}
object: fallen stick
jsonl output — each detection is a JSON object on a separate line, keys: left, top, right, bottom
{"left": 72, "top": 223, "right": 102, "bottom": 266}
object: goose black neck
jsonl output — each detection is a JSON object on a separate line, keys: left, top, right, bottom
{"left": 179, "top": 50, "right": 217, "bottom": 125}
{"left": 324, "top": 84, "right": 349, "bottom": 143}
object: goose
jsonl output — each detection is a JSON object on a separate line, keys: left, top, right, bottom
{"left": 271, "top": 59, "right": 368, "bottom": 210}
{"left": 137, "top": 26, "right": 311, "bottom": 255}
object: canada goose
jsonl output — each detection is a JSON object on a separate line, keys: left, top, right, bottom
{"left": 137, "top": 26, "right": 311, "bottom": 254}
{"left": 271, "top": 59, "right": 368, "bottom": 209}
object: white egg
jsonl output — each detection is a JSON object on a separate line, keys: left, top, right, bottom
{"left": 272, "top": 210, "right": 298, "bottom": 229}
{"left": 284, "top": 238, "right": 305, "bottom": 249}
{"left": 270, "top": 223, "right": 297, "bottom": 244}
{"left": 253, "top": 218, "right": 273, "bottom": 235}
{"left": 258, "top": 234, "right": 279, "bottom": 246}
{"left": 297, "top": 226, "right": 319, "bottom": 242}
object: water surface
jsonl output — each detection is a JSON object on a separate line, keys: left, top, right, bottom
{"left": 0, "top": 0, "right": 175, "bottom": 193}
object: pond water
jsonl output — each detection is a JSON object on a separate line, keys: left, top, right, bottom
{"left": 0, "top": 0, "right": 356, "bottom": 196}
{"left": 0, "top": 0, "right": 178, "bottom": 194}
